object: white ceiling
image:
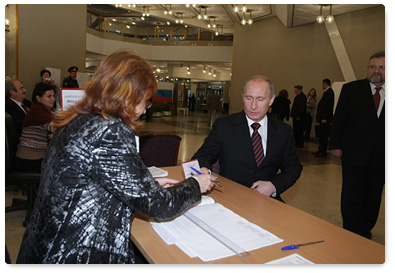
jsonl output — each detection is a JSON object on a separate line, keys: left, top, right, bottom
{"left": 86, "top": 4, "right": 381, "bottom": 81}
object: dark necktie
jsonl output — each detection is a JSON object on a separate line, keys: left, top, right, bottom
{"left": 374, "top": 87, "right": 381, "bottom": 112}
{"left": 251, "top": 122, "right": 264, "bottom": 166}
{"left": 21, "top": 103, "right": 29, "bottom": 114}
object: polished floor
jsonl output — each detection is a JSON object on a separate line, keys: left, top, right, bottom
{"left": 5, "top": 111, "right": 385, "bottom": 263}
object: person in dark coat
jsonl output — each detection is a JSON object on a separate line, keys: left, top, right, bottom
{"left": 193, "top": 75, "right": 302, "bottom": 203}
{"left": 290, "top": 85, "right": 306, "bottom": 148}
{"left": 62, "top": 66, "right": 79, "bottom": 88}
{"left": 5, "top": 79, "right": 32, "bottom": 142}
{"left": 270, "top": 89, "right": 290, "bottom": 122}
{"left": 329, "top": 51, "right": 385, "bottom": 240}
{"left": 312, "top": 79, "right": 334, "bottom": 157}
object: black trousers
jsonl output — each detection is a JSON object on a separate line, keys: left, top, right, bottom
{"left": 293, "top": 118, "right": 305, "bottom": 148}
{"left": 318, "top": 123, "right": 331, "bottom": 153}
{"left": 341, "top": 160, "right": 384, "bottom": 235}
{"left": 304, "top": 114, "right": 313, "bottom": 141}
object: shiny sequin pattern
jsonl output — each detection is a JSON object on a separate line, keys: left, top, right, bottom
{"left": 17, "top": 114, "right": 201, "bottom": 264}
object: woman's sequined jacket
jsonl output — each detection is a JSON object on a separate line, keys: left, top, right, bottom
{"left": 17, "top": 114, "right": 201, "bottom": 263}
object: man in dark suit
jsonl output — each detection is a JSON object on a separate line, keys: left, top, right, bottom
{"left": 312, "top": 78, "right": 334, "bottom": 157}
{"left": 192, "top": 75, "right": 302, "bottom": 201}
{"left": 330, "top": 51, "right": 385, "bottom": 239}
{"left": 290, "top": 85, "right": 307, "bottom": 148}
{"left": 5, "top": 79, "right": 32, "bottom": 141}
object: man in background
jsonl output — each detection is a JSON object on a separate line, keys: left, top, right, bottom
{"left": 62, "top": 66, "right": 79, "bottom": 88}
{"left": 5, "top": 79, "right": 32, "bottom": 141}
{"left": 312, "top": 78, "right": 334, "bottom": 157}
{"left": 290, "top": 85, "right": 306, "bottom": 148}
{"left": 330, "top": 51, "right": 385, "bottom": 239}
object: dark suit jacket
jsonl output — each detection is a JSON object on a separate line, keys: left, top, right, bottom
{"left": 5, "top": 97, "right": 32, "bottom": 141}
{"left": 291, "top": 92, "right": 307, "bottom": 119}
{"left": 192, "top": 111, "right": 302, "bottom": 197}
{"left": 329, "top": 79, "right": 385, "bottom": 169}
{"left": 316, "top": 87, "right": 335, "bottom": 123}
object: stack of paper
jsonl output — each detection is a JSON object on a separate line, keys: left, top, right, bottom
{"left": 151, "top": 196, "right": 283, "bottom": 262}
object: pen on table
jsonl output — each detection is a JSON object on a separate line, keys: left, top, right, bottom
{"left": 281, "top": 240, "right": 324, "bottom": 250}
{"left": 190, "top": 167, "right": 223, "bottom": 189}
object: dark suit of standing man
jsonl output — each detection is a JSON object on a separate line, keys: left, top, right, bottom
{"left": 330, "top": 51, "right": 385, "bottom": 239}
{"left": 290, "top": 85, "right": 307, "bottom": 148}
{"left": 5, "top": 79, "right": 32, "bottom": 142}
{"left": 313, "top": 78, "right": 334, "bottom": 157}
{"left": 193, "top": 75, "right": 302, "bottom": 201}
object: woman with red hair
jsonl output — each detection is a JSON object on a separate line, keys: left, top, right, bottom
{"left": 17, "top": 50, "right": 215, "bottom": 264}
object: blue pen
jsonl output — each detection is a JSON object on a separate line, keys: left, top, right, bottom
{"left": 281, "top": 240, "right": 324, "bottom": 250}
{"left": 190, "top": 167, "right": 223, "bottom": 189}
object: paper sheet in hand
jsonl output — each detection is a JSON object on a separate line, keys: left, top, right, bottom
{"left": 151, "top": 196, "right": 283, "bottom": 262}
{"left": 148, "top": 166, "right": 168, "bottom": 177}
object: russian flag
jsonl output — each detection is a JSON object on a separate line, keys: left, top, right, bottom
{"left": 153, "top": 89, "right": 173, "bottom": 103}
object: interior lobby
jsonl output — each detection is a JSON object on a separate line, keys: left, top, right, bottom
{"left": 4, "top": 3, "right": 387, "bottom": 264}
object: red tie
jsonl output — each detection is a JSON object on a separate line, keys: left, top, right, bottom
{"left": 21, "top": 103, "right": 29, "bottom": 114}
{"left": 251, "top": 122, "right": 264, "bottom": 166}
{"left": 374, "top": 87, "right": 381, "bottom": 112}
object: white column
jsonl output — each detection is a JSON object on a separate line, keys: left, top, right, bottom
{"left": 325, "top": 20, "right": 356, "bottom": 82}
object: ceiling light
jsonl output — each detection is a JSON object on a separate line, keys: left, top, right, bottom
{"left": 242, "top": 5, "right": 247, "bottom": 12}
{"left": 203, "top": 66, "right": 207, "bottom": 73}
{"left": 316, "top": 5, "right": 335, "bottom": 24}
{"left": 316, "top": 5, "right": 324, "bottom": 24}
{"left": 241, "top": 12, "right": 247, "bottom": 25}
{"left": 326, "top": 5, "right": 334, "bottom": 23}
{"left": 5, "top": 19, "right": 10, "bottom": 32}
{"left": 234, "top": 5, "right": 239, "bottom": 12}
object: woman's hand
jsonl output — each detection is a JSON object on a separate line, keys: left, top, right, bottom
{"left": 156, "top": 178, "right": 180, "bottom": 188}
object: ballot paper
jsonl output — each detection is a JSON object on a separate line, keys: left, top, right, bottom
{"left": 151, "top": 196, "right": 283, "bottom": 262}
{"left": 265, "top": 253, "right": 315, "bottom": 264}
{"left": 148, "top": 166, "right": 168, "bottom": 177}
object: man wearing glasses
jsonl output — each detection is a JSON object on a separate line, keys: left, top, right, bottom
{"left": 330, "top": 51, "right": 385, "bottom": 240}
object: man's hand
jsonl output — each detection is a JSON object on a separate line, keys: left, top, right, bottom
{"left": 251, "top": 181, "right": 275, "bottom": 196}
{"left": 200, "top": 167, "right": 211, "bottom": 175}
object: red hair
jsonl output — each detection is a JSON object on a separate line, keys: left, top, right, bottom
{"left": 53, "top": 50, "right": 157, "bottom": 131}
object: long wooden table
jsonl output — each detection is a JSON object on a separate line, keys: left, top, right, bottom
{"left": 130, "top": 166, "right": 385, "bottom": 264}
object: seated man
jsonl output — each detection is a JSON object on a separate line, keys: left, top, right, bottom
{"left": 5, "top": 79, "right": 32, "bottom": 141}
{"left": 192, "top": 75, "right": 302, "bottom": 202}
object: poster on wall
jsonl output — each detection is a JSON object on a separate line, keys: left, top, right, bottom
{"left": 61, "top": 88, "right": 85, "bottom": 111}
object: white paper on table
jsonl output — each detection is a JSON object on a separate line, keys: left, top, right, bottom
{"left": 148, "top": 166, "right": 168, "bottom": 177}
{"left": 150, "top": 197, "right": 283, "bottom": 262}
{"left": 265, "top": 253, "right": 315, "bottom": 264}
